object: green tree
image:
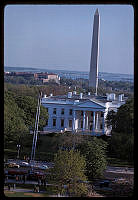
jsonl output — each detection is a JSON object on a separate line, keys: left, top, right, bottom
{"left": 4, "top": 89, "right": 48, "bottom": 148}
{"left": 106, "top": 99, "right": 134, "bottom": 134}
{"left": 78, "top": 137, "right": 107, "bottom": 179}
{"left": 108, "top": 132, "right": 134, "bottom": 162}
{"left": 51, "top": 149, "right": 88, "bottom": 197}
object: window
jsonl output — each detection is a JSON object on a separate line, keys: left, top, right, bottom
{"left": 69, "top": 109, "right": 72, "bottom": 115}
{"left": 69, "top": 120, "right": 72, "bottom": 128}
{"left": 53, "top": 119, "right": 56, "bottom": 127}
{"left": 100, "top": 123, "right": 103, "bottom": 129}
{"left": 81, "top": 120, "right": 83, "bottom": 128}
{"left": 61, "top": 108, "right": 64, "bottom": 115}
{"left": 61, "top": 119, "right": 64, "bottom": 127}
{"left": 91, "top": 111, "right": 93, "bottom": 117}
{"left": 81, "top": 111, "right": 83, "bottom": 116}
{"left": 53, "top": 108, "right": 56, "bottom": 115}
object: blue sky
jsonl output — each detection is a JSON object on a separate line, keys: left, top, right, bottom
{"left": 4, "top": 4, "right": 134, "bottom": 74}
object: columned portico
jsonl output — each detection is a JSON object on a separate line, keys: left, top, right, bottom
{"left": 102, "top": 112, "right": 105, "bottom": 134}
{"left": 92, "top": 111, "right": 96, "bottom": 133}
{"left": 42, "top": 93, "right": 114, "bottom": 135}
{"left": 73, "top": 109, "right": 76, "bottom": 132}
{"left": 95, "top": 112, "right": 99, "bottom": 130}
{"left": 86, "top": 114, "right": 89, "bottom": 129}
{"left": 83, "top": 111, "right": 86, "bottom": 131}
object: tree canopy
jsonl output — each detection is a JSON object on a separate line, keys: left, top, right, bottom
{"left": 78, "top": 137, "right": 107, "bottom": 179}
{"left": 51, "top": 149, "right": 88, "bottom": 197}
{"left": 4, "top": 85, "right": 48, "bottom": 148}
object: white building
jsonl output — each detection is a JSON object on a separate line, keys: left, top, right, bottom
{"left": 41, "top": 92, "right": 126, "bottom": 136}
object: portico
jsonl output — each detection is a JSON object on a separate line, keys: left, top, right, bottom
{"left": 72, "top": 109, "right": 105, "bottom": 135}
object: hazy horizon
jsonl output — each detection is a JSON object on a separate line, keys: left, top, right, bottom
{"left": 4, "top": 65, "right": 134, "bottom": 76}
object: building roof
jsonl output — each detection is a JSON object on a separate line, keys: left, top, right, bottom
{"left": 41, "top": 92, "right": 126, "bottom": 110}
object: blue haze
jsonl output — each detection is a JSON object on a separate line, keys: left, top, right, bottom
{"left": 5, "top": 66, "right": 134, "bottom": 82}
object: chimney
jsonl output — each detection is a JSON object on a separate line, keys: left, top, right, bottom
{"left": 80, "top": 93, "right": 83, "bottom": 99}
{"left": 68, "top": 92, "right": 72, "bottom": 98}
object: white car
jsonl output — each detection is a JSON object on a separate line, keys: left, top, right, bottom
{"left": 38, "top": 165, "right": 48, "bottom": 170}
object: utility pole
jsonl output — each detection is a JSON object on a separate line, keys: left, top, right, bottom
{"left": 31, "top": 92, "right": 42, "bottom": 162}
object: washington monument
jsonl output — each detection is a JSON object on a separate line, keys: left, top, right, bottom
{"left": 89, "top": 8, "right": 100, "bottom": 95}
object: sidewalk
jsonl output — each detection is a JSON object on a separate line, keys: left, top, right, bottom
{"left": 4, "top": 186, "right": 46, "bottom": 193}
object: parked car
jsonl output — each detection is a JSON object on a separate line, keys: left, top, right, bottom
{"left": 8, "top": 163, "right": 20, "bottom": 168}
{"left": 20, "top": 162, "right": 29, "bottom": 167}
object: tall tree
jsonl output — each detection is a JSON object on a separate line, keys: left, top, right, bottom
{"left": 51, "top": 149, "right": 88, "bottom": 197}
{"left": 106, "top": 99, "right": 134, "bottom": 134}
{"left": 78, "top": 137, "right": 107, "bottom": 179}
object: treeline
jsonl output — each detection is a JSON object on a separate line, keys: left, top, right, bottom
{"left": 4, "top": 84, "right": 48, "bottom": 148}
{"left": 5, "top": 74, "right": 134, "bottom": 96}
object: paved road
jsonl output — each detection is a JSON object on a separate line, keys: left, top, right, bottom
{"left": 106, "top": 166, "right": 134, "bottom": 174}
{"left": 5, "top": 179, "right": 58, "bottom": 187}
{"left": 4, "top": 186, "right": 47, "bottom": 194}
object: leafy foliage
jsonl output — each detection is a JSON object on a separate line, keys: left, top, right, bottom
{"left": 106, "top": 99, "right": 134, "bottom": 162}
{"left": 108, "top": 132, "right": 134, "bottom": 162}
{"left": 78, "top": 137, "right": 107, "bottom": 179}
{"left": 106, "top": 99, "right": 133, "bottom": 134}
{"left": 4, "top": 85, "right": 48, "bottom": 148}
{"left": 51, "top": 149, "right": 88, "bottom": 196}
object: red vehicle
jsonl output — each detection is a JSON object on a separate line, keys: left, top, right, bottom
{"left": 8, "top": 169, "right": 28, "bottom": 175}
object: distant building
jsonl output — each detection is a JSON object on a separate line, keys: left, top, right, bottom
{"left": 41, "top": 92, "right": 126, "bottom": 136}
{"left": 4, "top": 71, "right": 33, "bottom": 77}
{"left": 34, "top": 72, "right": 60, "bottom": 84}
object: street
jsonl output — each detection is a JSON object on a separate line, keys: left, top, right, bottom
{"left": 106, "top": 166, "right": 134, "bottom": 174}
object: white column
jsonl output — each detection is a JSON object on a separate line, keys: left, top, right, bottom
{"left": 86, "top": 113, "right": 89, "bottom": 129}
{"left": 95, "top": 112, "right": 99, "bottom": 130}
{"left": 83, "top": 111, "right": 86, "bottom": 131}
{"left": 72, "top": 110, "right": 76, "bottom": 132}
{"left": 92, "top": 111, "right": 96, "bottom": 133}
{"left": 102, "top": 112, "right": 105, "bottom": 134}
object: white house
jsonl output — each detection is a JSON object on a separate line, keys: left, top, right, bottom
{"left": 41, "top": 92, "right": 126, "bottom": 136}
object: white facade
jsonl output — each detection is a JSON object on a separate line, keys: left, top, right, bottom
{"left": 41, "top": 92, "right": 126, "bottom": 136}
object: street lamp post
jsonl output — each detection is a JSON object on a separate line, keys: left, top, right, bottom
{"left": 17, "top": 144, "right": 21, "bottom": 159}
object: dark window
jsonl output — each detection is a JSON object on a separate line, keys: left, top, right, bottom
{"left": 69, "top": 120, "right": 72, "bottom": 128}
{"left": 101, "top": 112, "right": 104, "bottom": 117}
{"left": 100, "top": 123, "right": 103, "bottom": 129}
{"left": 61, "top": 108, "right": 64, "bottom": 115}
{"left": 61, "top": 119, "right": 64, "bottom": 127}
{"left": 53, "top": 108, "right": 56, "bottom": 115}
{"left": 81, "top": 111, "right": 83, "bottom": 116}
{"left": 69, "top": 109, "right": 72, "bottom": 115}
{"left": 91, "top": 111, "right": 93, "bottom": 117}
{"left": 53, "top": 119, "right": 56, "bottom": 126}
{"left": 81, "top": 121, "right": 83, "bottom": 128}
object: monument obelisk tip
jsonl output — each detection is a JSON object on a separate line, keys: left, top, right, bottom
{"left": 95, "top": 8, "right": 99, "bottom": 15}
